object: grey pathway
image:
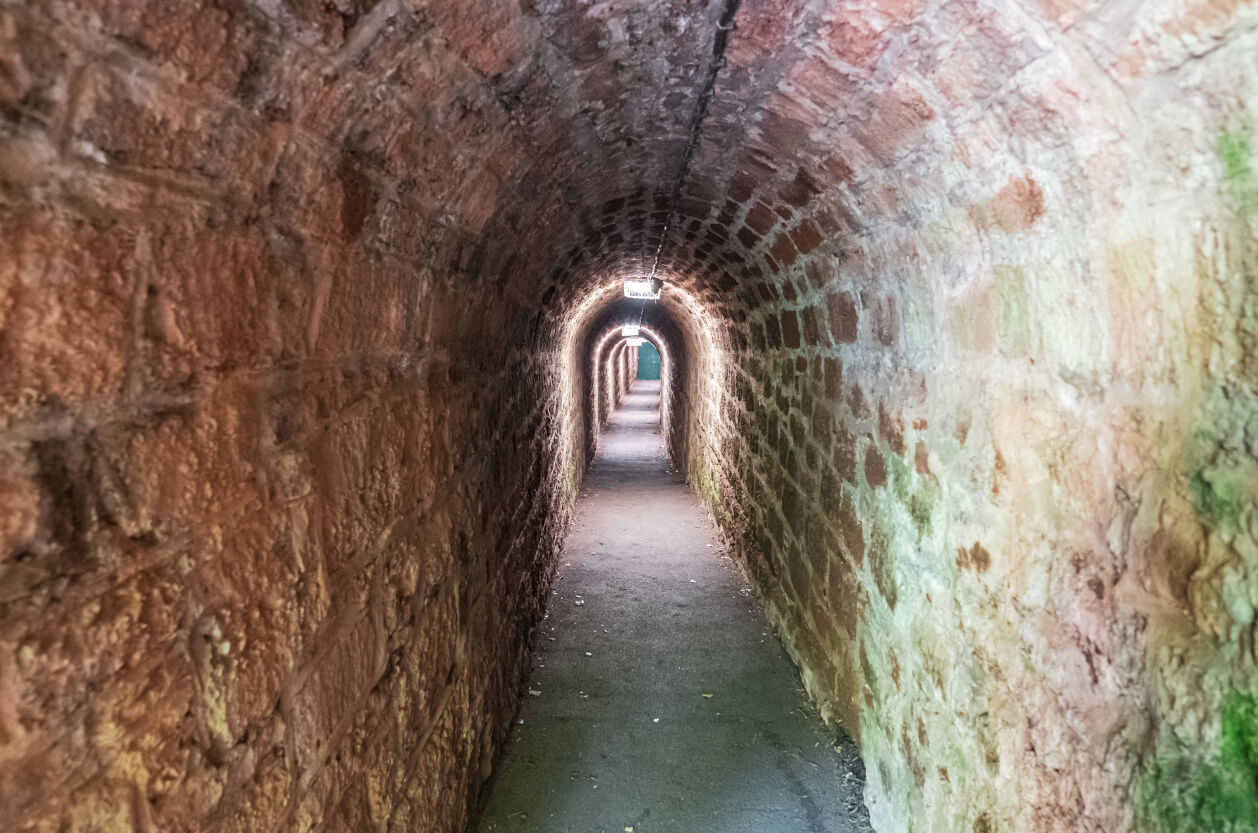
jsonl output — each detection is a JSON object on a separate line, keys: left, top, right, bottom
{"left": 471, "top": 380, "right": 872, "bottom": 833}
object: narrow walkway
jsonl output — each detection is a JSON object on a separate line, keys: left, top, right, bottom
{"left": 472, "top": 381, "right": 872, "bottom": 833}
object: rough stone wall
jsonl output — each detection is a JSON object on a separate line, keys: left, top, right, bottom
{"left": 5, "top": 0, "right": 1258, "bottom": 832}
{"left": 646, "top": 310, "right": 698, "bottom": 474}
{"left": 598, "top": 339, "right": 635, "bottom": 433}
{"left": 613, "top": 343, "right": 628, "bottom": 404}
{"left": 614, "top": 345, "right": 624, "bottom": 402}
{"left": 0, "top": 4, "right": 583, "bottom": 832}
{"left": 665, "top": 3, "right": 1258, "bottom": 833}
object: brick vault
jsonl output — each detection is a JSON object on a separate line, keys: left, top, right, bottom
{"left": 1, "top": 1, "right": 1257, "bottom": 832}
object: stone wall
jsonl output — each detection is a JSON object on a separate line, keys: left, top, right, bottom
{"left": 4, "top": 0, "right": 1257, "bottom": 832}
{"left": 664, "top": 2, "right": 1258, "bottom": 832}
{"left": 596, "top": 339, "right": 636, "bottom": 436}
{"left": 0, "top": 3, "right": 585, "bottom": 831}
{"left": 617, "top": 343, "right": 637, "bottom": 402}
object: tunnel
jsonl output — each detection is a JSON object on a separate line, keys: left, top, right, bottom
{"left": 1, "top": 1, "right": 1257, "bottom": 832}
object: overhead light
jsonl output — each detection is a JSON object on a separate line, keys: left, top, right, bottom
{"left": 626, "top": 337, "right": 644, "bottom": 347}
{"left": 624, "top": 278, "right": 661, "bottom": 299}
{"left": 621, "top": 325, "right": 640, "bottom": 337}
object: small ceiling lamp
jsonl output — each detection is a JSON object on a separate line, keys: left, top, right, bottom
{"left": 621, "top": 324, "right": 640, "bottom": 337}
{"left": 624, "top": 278, "right": 662, "bottom": 299}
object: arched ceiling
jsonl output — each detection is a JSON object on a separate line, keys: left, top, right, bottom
{"left": 416, "top": 0, "right": 737, "bottom": 315}
{"left": 397, "top": 0, "right": 856, "bottom": 318}
{"left": 398, "top": 0, "right": 1148, "bottom": 329}
{"left": 47, "top": 0, "right": 1219, "bottom": 341}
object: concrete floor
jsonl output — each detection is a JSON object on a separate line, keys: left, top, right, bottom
{"left": 471, "top": 381, "right": 873, "bottom": 833}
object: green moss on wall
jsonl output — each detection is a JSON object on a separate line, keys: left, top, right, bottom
{"left": 692, "top": 458, "right": 727, "bottom": 531}
{"left": 1189, "top": 466, "right": 1248, "bottom": 535}
{"left": 1223, "top": 692, "right": 1258, "bottom": 774}
{"left": 890, "top": 452, "right": 913, "bottom": 506}
{"left": 1218, "top": 128, "right": 1257, "bottom": 216}
{"left": 995, "top": 265, "right": 1031, "bottom": 357}
{"left": 868, "top": 523, "right": 899, "bottom": 610}
{"left": 1186, "top": 385, "right": 1258, "bottom": 538}
{"left": 907, "top": 489, "right": 934, "bottom": 537}
{"left": 1136, "top": 690, "right": 1258, "bottom": 833}
{"left": 887, "top": 452, "right": 936, "bottom": 537}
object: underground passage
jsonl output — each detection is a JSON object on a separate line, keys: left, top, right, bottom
{"left": 471, "top": 380, "right": 871, "bottom": 833}
{"left": 1, "top": 2, "right": 1256, "bottom": 833}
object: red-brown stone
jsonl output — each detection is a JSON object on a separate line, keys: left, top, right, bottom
{"left": 828, "top": 291, "right": 859, "bottom": 343}
{"left": 864, "top": 445, "right": 887, "bottom": 488}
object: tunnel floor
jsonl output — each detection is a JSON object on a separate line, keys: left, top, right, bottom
{"left": 471, "top": 381, "right": 873, "bottom": 833}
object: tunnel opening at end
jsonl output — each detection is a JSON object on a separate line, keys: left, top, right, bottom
{"left": 476, "top": 258, "right": 877, "bottom": 832}
{"left": 636, "top": 341, "right": 661, "bottom": 380}
{"left": 560, "top": 275, "right": 727, "bottom": 482}
{"left": 591, "top": 328, "right": 670, "bottom": 444}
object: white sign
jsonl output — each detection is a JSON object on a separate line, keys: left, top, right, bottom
{"left": 624, "top": 279, "right": 661, "bottom": 299}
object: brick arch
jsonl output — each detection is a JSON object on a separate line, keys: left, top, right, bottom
{"left": 2, "top": 2, "right": 1255, "bottom": 833}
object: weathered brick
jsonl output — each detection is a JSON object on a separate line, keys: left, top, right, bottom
{"left": 5, "top": 3, "right": 1255, "bottom": 833}
{"left": 781, "top": 309, "right": 802, "bottom": 349}
{"left": 827, "top": 291, "right": 859, "bottom": 343}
